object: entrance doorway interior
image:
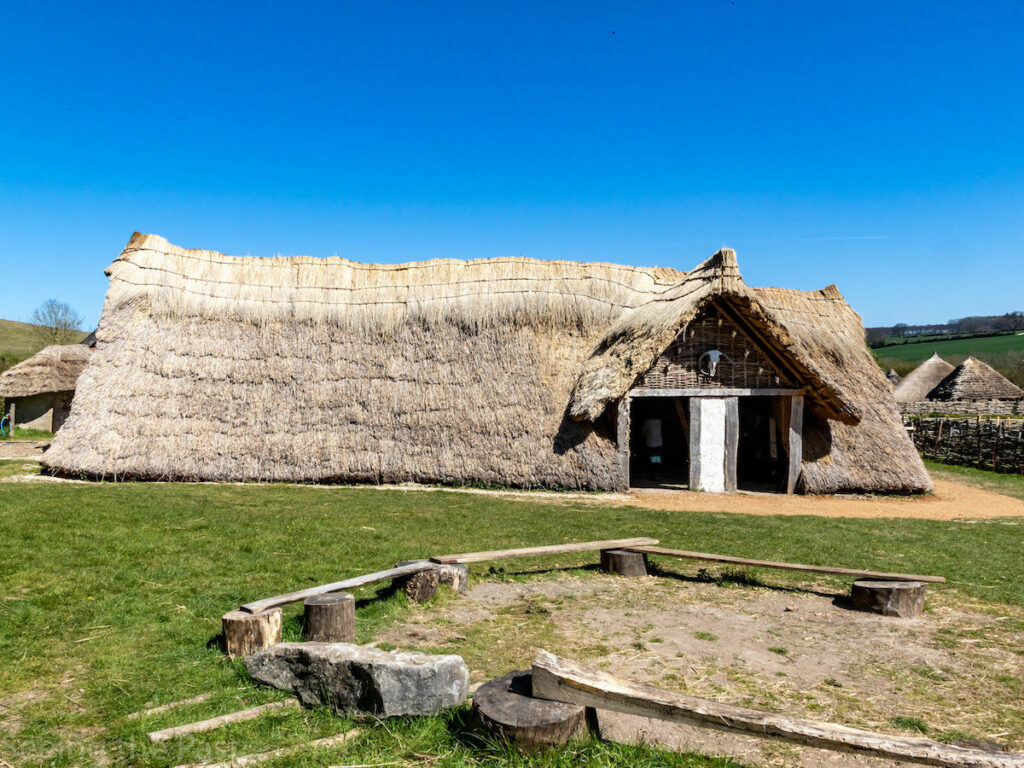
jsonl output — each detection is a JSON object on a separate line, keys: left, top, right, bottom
{"left": 628, "top": 396, "right": 689, "bottom": 488}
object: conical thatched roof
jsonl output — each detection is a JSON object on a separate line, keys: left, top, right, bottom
{"left": 893, "top": 353, "right": 955, "bottom": 402}
{"left": 43, "top": 233, "right": 930, "bottom": 493}
{"left": 0, "top": 344, "right": 91, "bottom": 398}
{"left": 926, "top": 356, "right": 1024, "bottom": 401}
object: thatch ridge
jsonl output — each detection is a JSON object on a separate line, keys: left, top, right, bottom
{"left": 893, "top": 353, "right": 955, "bottom": 402}
{"left": 0, "top": 345, "right": 91, "bottom": 398}
{"left": 44, "top": 233, "right": 929, "bottom": 494}
{"left": 926, "top": 356, "right": 1024, "bottom": 401}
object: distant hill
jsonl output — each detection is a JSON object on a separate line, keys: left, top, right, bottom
{"left": 0, "top": 318, "right": 89, "bottom": 368}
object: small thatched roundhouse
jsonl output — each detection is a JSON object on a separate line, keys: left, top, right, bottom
{"left": 43, "top": 233, "right": 931, "bottom": 494}
{"left": 893, "top": 353, "right": 955, "bottom": 402}
{"left": 0, "top": 344, "right": 92, "bottom": 433}
{"left": 926, "top": 356, "right": 1024, "bottom": 401}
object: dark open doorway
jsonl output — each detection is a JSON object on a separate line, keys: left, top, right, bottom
{"left": 628, "top": 397, "right": 689, "bottom": 488}
{"left": 737, "top": 396, "right": 786, "bottom": 491}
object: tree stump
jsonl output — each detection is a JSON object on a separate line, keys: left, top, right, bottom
{"left": 395, "top": 567, "right": 440, "bottom": 603}
{"left": 303, "top": 592, "right": 356, "bottom": 642}
{"left": 437, "top": 563, "right": 469, "bottom": 595}
{"left": 599, "top": 548, "right": 648, "bottom": 577}
{"left": 472, "top": 670, "right": 585, "bottom": 752}
{"left": 851, "top": 580, "right": 926, "bottom": 618}
{"left": 396, "top": 560, "right": 468, "bottom": 596}
{"left": 222, "top": 608, "right": 282, "bottom": 658}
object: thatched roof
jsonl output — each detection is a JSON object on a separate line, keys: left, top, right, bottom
{"left": 43, "top": 233, "right": 930, "bottom": 493}
{"left": 0, "top": 344, "right": 91, "bottom": 398}
{"left": 893, "top": 353, "right": 955, "bottom": 402}
{"left": 926, "top": 356, "right": 1024, "bottom": 401}
{"left": 886, "top": 369, "right": 901, "bottom": 385}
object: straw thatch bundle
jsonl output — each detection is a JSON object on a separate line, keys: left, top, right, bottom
{"left": 893, "top": 353, "right": 955, "bottom": 402}
{"left": 0, "top": 344, "right": 91, "bottom": 398}
{"left": 926, "top": 356, "right": 1024, "bottom": 401}
{"left": 43, "top": 233, "right": 930, "bottom": 493}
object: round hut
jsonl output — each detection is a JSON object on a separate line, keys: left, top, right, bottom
{"left": 0, "top": 345, "right": 92, "bottom": 433}
{"left": 893, "top": 353, "right": 954, "bottom": 402}
{"left": 926, "top": 356, "right": 1024, "bottom": 401}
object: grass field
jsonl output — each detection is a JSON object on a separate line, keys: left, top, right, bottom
{"left": 874, "top": 332, "right": 1024, "bottom": 363}
{"left": 0, "top": 317, "right": 88, "bottom": 365}
{"left": 924, "top": 459, "right": 1024, "bottom": 501}
{"left": 1, "top": 472, "right": 1022, "bottom": 767}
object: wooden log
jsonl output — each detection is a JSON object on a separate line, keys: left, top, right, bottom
{"left": 626, "top": 545, "right": 946, "bottom": 584}
{"left": 303, "top": 593, "right": 356, "bottom": 642}
{"left": 531, "top": 650, "right": 1024, "bottom": 768}
{"left": 125, "top": 693, "right": 213, "bottom": 720}
{"left": 222, "top": 608, "right": 282, "bottom": 658}
{"left": 240, "top": 562, "right": 434, "bottom": 614}
{"left": 397, "top": 560, "right": 468, "bottom": 595}
{"left": 472, "top": 670, "right": 585, "bottom": 752}
{"left": 599, "top": 549, "right": 648, "bottom": 577}
{"left": 851, "top": 580, "right": 926, "bottom": 618}
{"left": 147, "top": 699, "right": 298, "bottom": 742}
{"left": 397, "top": 568, "right": 440, "bottom": 603}
{"left": 170, "top": 728, "right": 360, "bottom": 768}
{"left": 787, "top": 394, "right": 804, "bottom": 494}
{"left": 430, "top": 537, "right": 658, "bottom": 565}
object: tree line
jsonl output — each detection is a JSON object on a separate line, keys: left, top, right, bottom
{"left": 866, "top": 311, "right": 1024, "bottom": 346}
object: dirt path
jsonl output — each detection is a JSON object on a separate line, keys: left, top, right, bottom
{"left": 622, "top": 477, "right": 1024, "bottom": 519}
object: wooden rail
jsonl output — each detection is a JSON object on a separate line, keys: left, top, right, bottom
{"left": 532, "top": 651, "right": 1020, "bottom": 767}
{"left": 626, "top": 545, "right": 946, "bottom": 584}
{"left": 147, "top": 700, "right": 298, "bottom": 742}
{"left": 241, "top": 562, "right": 435, "bottom": 614}
{"left": 430, "top": 537, "right": 658, "bottom": 565}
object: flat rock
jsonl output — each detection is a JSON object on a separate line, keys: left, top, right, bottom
{"left": 246, "top": 642, "right": 469, "bottom": 717}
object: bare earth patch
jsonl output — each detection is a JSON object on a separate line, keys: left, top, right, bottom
{"left": 383, "top": 571, "right": 1024, "bottom": 767}
{"left": 622, "top": 477, "right": 1024, "bottom": 520}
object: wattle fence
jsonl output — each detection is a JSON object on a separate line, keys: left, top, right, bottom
{"left": 905, "top": 416, "right": 1024, "bottom": 475}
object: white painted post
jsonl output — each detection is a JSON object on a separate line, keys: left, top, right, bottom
{"left": 689, "top": 398, "right": 728, "bottom": 493}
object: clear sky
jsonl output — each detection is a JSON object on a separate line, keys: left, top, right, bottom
{"left": 1, "top": 1, "right": 1022, "bottom": 330}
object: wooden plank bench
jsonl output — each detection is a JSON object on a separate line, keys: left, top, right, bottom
{"left": 625, "top": 545, "right": 946, "bottom": 584}
{"left": 430, "top": 537, "right": 659, "bottom": 565}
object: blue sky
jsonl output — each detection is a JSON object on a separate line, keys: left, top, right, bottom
{"left": 1, "top": 1, "right": 1022, "bottom": 329}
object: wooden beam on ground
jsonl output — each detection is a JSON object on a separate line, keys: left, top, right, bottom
{"left": 126, "top": 692, "right": 213, "bottom": 720}
{"left": 170, "top": 729, "right": 360, "bottom": 768}
{"left": 241, "top": 562, "right": 435, "bottom": 614}
{"left": 626, "top": 545, "right": 945, "bottom": 584}
{"left": 146, "top": 700, "right": 298, "bottom": 743}
{"left": 429, "top": 538, "right": 659, "bottom": 565}
{"left": 531, "top": 650, "right": 1022, "bottom": 768}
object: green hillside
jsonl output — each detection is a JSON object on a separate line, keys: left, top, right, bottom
{"left": 874, "top": 332, "right": 1024, "bottom": 363}
{"left": 0, "top": 318, "right": 88, "bottom": 365}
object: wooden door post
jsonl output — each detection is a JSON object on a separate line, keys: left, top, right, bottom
{"left": 786, "top": 395, "right": 804, "bottom": 494}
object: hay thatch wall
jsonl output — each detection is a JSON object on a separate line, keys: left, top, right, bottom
{"left": 44, "top": 233, "right": 930, "bottom": 493}
{"left": 0, "top": 344, "right": 91, "bottom": 398}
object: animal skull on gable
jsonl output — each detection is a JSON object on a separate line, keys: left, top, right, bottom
{"left": 698, "top": 349, "right": 732, "bottom": 378}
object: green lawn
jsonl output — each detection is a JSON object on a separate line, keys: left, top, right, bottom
{"left": 925, "top": 459, "right": 1024, "bottom": 501}
{"left": 1, "top": 473, "right": 1022, "bottom": 767}
{"left": 874, "top": 332, "right": 1024, "bottom": 363}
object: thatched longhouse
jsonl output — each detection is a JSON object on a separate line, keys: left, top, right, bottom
{"left": 43, "top": 233, "right": 931, "bottom": 494}
{"left": 0, "top": 344, "right": 92, "bottom": 432}
{"left": 894, "top": 353, "right": 955, "bottom": 402}
{"left": 926, "top": 356, "right": 1024, "bottom": 401}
